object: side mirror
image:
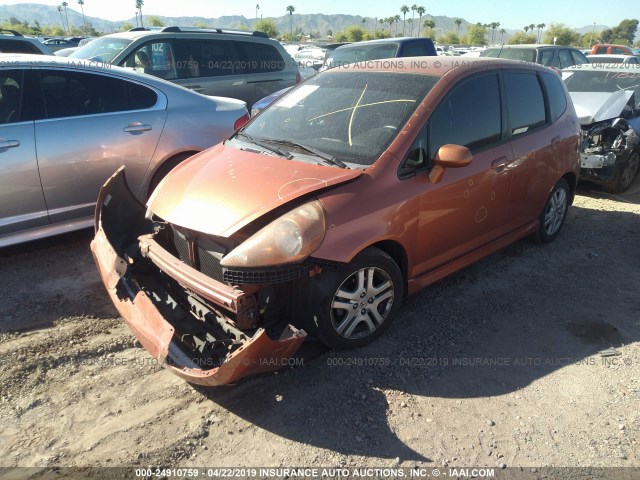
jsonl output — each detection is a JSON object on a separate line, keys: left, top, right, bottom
{"left": 429, "top": 144, "right": 473, "bottom": 184}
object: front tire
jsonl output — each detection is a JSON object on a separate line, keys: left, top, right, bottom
{"left": 307, "top": 247, "right": 403, "bottom": 349}
{"left": 532, "top": 178, "right": 570, "bottom": 244}
{"left": 603, "top": 151, "right": 640, "bottom": 194}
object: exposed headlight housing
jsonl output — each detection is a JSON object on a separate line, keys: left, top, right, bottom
{"left": 220, "top": 200, "right": 326, "bottom": 268}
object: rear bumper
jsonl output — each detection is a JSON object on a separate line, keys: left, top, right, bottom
{"left": 90, "top": 168, "right": 306, "bottom": 386}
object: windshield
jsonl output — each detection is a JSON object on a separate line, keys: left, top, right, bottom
{"left": 325, "top": 43, "right": 399, "bottom": 69}
{"left": 481, "top": 47, "right": 537, "bottom": 63}
{"left": 69, "top": 37, "right": 132, "bottom": 63}
{"left": 564, "top": 71, "right": 640, "bottom": 93}
{"left": 238, "top": 71, "right": 438, "bottom": 167}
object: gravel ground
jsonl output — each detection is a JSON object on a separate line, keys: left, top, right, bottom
{"left": 0, "top": 181, "right": 638, "bottom": 472}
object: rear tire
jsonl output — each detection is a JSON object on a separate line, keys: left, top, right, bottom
{"left": 532, "top": 178, "right": 569, "bottom": 244}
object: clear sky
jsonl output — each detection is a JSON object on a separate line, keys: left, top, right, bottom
{"left": 0, "top": 0, "right": 624, "bottom": 30}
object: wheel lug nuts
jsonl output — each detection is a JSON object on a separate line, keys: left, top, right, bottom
{"left": 360, "top": 292, "right": 366, "bottom": 298}
{"left": 368, "top": 298, "right": 373, "bottom": 303}
{"left": 361, "top": 309, "right": 366, "bottom": 315}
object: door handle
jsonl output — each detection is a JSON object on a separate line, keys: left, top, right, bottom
{"left": 0, "top": 139, "right": 20, "bottom": 149}
{"left": 189, "top": 85, "right": 205, "bottom": 93}
{"left": 491, "top": 156, "right": 509, "bottom": 173}
{"left": 123, "top": 123, "right": 152, "bottom": 133}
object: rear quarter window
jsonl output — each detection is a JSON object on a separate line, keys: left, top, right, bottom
{"left": 540, "top": 72, "right": 567, "bottom": 123}
{"left": 401, "top": 41, "right": 434, "bottom": 57}
{"left": 0, "top": 39, "right": 42, "bottom": 54}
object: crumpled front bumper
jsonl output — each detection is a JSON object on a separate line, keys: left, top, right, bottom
{"left": 90, "top": 168, "right": 306, "bottom": 386}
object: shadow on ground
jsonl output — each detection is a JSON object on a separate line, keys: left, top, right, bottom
{"left": 193, "top": 204, "right": 639, "bottom": 461}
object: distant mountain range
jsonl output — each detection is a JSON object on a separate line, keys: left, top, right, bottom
{"left": 0, "top": 3, "right": 610, "bottom": 40}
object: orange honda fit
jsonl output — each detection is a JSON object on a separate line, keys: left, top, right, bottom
{"left": 92, "top": 57, "right": 580, "bottom": 385}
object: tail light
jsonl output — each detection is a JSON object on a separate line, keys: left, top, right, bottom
{"left": 296, "top": 72, "right": 302, "bottom": 84}
{"left": 234, "top": 113, "right": 250, "bottom": 131}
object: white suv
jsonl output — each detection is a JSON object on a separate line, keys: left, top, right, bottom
{"left": 70, "top": 26, "right": 300, "bottom": 107}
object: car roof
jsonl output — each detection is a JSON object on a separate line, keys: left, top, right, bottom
{"left": 587, "top": 54, "right": 635, "bottom": 58}
{"left": 335, "top": 56, "right": 553, "bottom": 78}
{"left": 99, "top": 26, "right": 272, "bottom": 41}
{"left": 335, "top": 37, "right": 429, "bottom": 48}
{"left": 0, "top": 53, "right": 192, "bottom": 87}
{"left": 487, "top": 44, "right": 577, "bottom": 49}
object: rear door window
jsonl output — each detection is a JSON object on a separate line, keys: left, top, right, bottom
{"left": 173, "top": 39, "right": 240, "bottom": 78}
{"left": 233, "top": 41, "right": 286, "bottom": 73}
{"left": 558, "top": 50, "right": 574, "bottom": 69}
{"left": 38, "top": 70, "right": 153, "bottom": 119}
{"left": 539, "top": 49, "right": 555, "bottom": 67}
{"left": 504, "top": 72, "right": 546, "bottom": 136}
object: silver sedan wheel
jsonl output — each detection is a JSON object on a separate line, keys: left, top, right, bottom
{"left": 330, "top": 267, "right": 395, "bottom": 340}
{"left": 544, "top": 187, "right": 567, "bottom": 236}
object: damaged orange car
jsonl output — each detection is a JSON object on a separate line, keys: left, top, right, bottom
{"left": 92, "top": 58, "right": 580, "bottom": 385}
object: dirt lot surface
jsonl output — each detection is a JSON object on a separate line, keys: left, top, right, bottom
{"left": 0, "top": 182, "right": 639, "bottom": 473}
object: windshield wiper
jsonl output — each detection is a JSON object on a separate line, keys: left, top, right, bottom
{"left": 261, "top": 138, "right": 348, "bottom": 168}
{"left": 233, "top": 132, "right": 293, "bottom": 159}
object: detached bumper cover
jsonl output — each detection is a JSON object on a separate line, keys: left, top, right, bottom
{"left": 90, "top": 168, "right": 306, "bottom": 386}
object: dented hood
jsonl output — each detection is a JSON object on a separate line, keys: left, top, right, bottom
{"left": 148, "top": 143, "right": 361, "bottom": 237}
{"left": 569, "top": 90, "right": 634, "bottom": 125}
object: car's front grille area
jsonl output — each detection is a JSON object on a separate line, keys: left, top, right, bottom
{"left": 198, "top": 246, "right": 225, "bottom": 283}
{"left": 223, "top": 265, "right": 310, "bottom": 285}
{"left": 172, "top": 228, "right": 193, "bottom": 267}
{"left": 159, "top": 224, "right": 312, "bottom": 285}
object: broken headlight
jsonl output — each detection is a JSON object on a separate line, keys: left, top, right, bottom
{"left": 220, "top": 200, "right": 326, "bottom": 268}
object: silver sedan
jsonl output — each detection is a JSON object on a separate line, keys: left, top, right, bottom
{"left": 0, "top": 54, "right": 248, "bottom": 247}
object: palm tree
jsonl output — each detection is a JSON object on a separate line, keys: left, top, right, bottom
{"left": 394, "top": 15, "right": 401, "bottom": 36}
{"left": 77, "top": 0, "right": 87, "bottom": 35}
{"left": 410, "top": 4, "right": 418, "bottom": 36}
{"left": 136, "top": 0, "right": 144, "bottom": 28}
{"left": 400, "top": 5, "right": 409, "bottom": 36}
{"left": 61, "top": 2, "right": 69, "bottom": 32}
{"left": 286, "top": 5, "right": 295, "bottom": 38}
{"left": 490, "top": 22, "right": 500, "bottom": 44}
{"left": 416, "top": 6, "right": 425, "bottom": 37}
{"left": 524, "top": 25, "right": 529, "bottom": 34}
{"left": 454, "top": 18, "right": 462, "bottom": 36}
{"left": 499, "top": 28, "right": 506, "bottom": 43}
{"left": 529, "top": 23, "right": 536, "bottom": 35}
{"left": 536, "top": 23, "right": 546, "bottom": 43}
{"left": 57, "top": 5, "right": 66, "bottom": 33}
{"left": 423, "top": 19, "right": 435, "bottom": 38}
